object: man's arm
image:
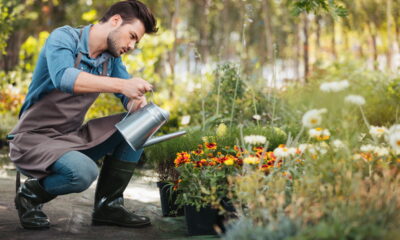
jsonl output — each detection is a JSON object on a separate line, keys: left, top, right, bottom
{"left": 45, "top": 27, "right": 151, "bottom": 100}
{"left": 73, "top": 72, "right": 151, "bottom": 100}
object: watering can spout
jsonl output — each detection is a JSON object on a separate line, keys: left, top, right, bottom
{"left": 115, "top": 102, "right": 186, "bottom": 150}
{"left": 142, "top": 130, "right": 187, "bottom": 148}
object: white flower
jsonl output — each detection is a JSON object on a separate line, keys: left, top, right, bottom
{"left": 373, "top": 147, "right": 390, "bottom": 157}
{"left": 298, "top": 144, "right": 318, "bottom": 155}
{"left": 181, "top": 115, "right": 191, "bottom": 125}
{"left": 320, "top": 80, "right": 349, "bottom": 92}
{"left": 345, "top": 95, "right": 366, "bottom": 106}
{"left": 244, "top": 135, "right": 266, "bottom": 145}
{"left": 302, "top": 108, "right": 327, "bottom": 128}
{"left": 273, "top": 145, "right": 297, "bottom": 159}
{"left": 273, "top": 147, "right": 291, "bottom": 159}
{"left": 369, "top": 126, "right": 388, "bottom": 138}
{"left": 252, "top": 114, "right": 261, "bottom": 120}
{"left": 332, "top": 140, "right": 345, "bottom": 149}
{"left": 388, "top": 124, "right": 400, "bottom": 135}
{"left": 360, "top": 144, "right": 376, "bottom": 152}
{"left": 388, "top": 131, "right": 400, "bottom": 154}
{"left": 309, "top": 128, "right": 331, "bottom": 140}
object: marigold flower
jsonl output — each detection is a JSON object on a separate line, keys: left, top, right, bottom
{"left": 174, "top": 152, "right": 191, "bottom": 167}
{"left": 205, "top": 142, "right": 217, "bottom": 150}
{"left": 191, "top": 149, "right": 204, "bottom": 155}
{"left": 224, "top": 159, "right": 234, "bottom": 165}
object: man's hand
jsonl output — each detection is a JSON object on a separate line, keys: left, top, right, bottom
{"left": 127, "top": 95, "right": 148, "bottom": 112}
{"left": 121, "top": 77, "right": 153, "bottom": 100}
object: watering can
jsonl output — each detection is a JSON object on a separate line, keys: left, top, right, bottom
{"left": 115, "top": 102, "right": 186, "bottom": 151}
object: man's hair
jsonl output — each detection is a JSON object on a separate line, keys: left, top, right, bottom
{"left": 100, "top": 0, "right": 158, "bottom": 34}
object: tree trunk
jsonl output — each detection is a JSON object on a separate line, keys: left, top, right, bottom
{"left": 303, "top": 14, "right": 309, "bottom": 82}
{"left": 367, "top": 23, "right": 378, "bottom": 70}
{"left": 395, "top": 21, "right": 400, "bottom": 49}
{"left": 295, "top": 23, "right": 301, "bottom": 82}
{"left": 262, "top": 0, "right": 273, "bottom": 63}
{"left": 315, "top": 15, "right": 321, "bottom": 52}
{"left": 167, "top": 0, "right": 180, "bottom": 98}
{"left": 371, "top": 33, "right": 378, "bottom": 69}
{"left": 0, "top": 30, "right": 24, "bottom": 72}
{"left": 198, "top": 0, "right": 211, "bottom": 63}
{"left": 386, "top": 0, "right": 393, "bottom": 71}
{"left": 331, "top": 17, "right": 337, "bottom": 60}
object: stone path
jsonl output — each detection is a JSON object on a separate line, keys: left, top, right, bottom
{"left": 0, "top": 172, "right": 218, "bottom": 240}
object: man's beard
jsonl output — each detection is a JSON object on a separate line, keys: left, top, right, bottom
{"left": 107, "top": 32, "right": 120, "bottom": 58}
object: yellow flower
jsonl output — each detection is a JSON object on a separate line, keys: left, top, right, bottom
{"left": 243, "top": 157, "right": 259, "bottom": 165}
{"left": 216, "top": 123, "right": 227, "bottom": 137}
{"left": 224, "top": 159, "right": 234, "bottom": 165}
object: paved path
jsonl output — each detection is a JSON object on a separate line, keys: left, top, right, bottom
{"left": 0, "top": 172, "right": 217, "bottom": 240}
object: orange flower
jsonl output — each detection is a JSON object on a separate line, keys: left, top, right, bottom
{"left": 253, "top": 146, "right": 264, "bottom": 152}
{"left": 205, "top": 142, "right": 217, "bottom": 150}
{"left": 191, "top": 149, "right": 204, "bottom": 156}
{"left": 174, "top": 152, "right": 191, "bottom": 167}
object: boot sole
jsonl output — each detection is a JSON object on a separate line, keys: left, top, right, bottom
{"left": 92, "top": 218, "right": 151, "bottom": 228}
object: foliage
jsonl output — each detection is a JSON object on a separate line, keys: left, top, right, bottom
{"left": 223, "top": 216, "right": 299, "bottom": 240}
{"left": 0, "top": 0, "right": 24, "bottom": 53}
{"left": 19, "top": 31, "right": 49, "bottom": 72}
{"left": 291, "top": 0, "right": 348, "bottom": 17}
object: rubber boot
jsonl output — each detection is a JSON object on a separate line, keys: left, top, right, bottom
{"left": 14, "top": 179, "right": 56, "bottom": 229}
{"left": 92, "top": 156, "right": 151, "bottom": 227}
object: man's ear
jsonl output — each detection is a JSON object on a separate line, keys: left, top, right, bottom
{"left": 110, "top": 14, "right": 123, "bottom": 27}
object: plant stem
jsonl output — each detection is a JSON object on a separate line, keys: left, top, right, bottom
{"left": 216, "top": 70, "right": 221, "bottom": 117}
{"left": 229, "top": 68, "right": 240, "bottom": 128}
{"left": 252, "top": 89, "right": 259, "bottom": 127}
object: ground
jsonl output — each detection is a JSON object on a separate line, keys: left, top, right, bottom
{"left": 0, "top": 165, "right": 218, "bottom": 240}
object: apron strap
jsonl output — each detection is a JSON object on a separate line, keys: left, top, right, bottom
{"left": 74, "top": 27, "right": 108, "bottom": 76}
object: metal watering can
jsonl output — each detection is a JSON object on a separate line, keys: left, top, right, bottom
{"left": 115, "top": 102, "right": 186, "bottom": 151}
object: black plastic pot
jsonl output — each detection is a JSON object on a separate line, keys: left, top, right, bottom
{"left": 157, "top": 181, "right": 184, "bottom": 217}
{"left": 184, "top": 205, "right": 225, "bottom": 236}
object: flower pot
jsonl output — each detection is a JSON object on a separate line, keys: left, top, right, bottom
{"left": 184, "top": 205, "right": 224, "bottom": 236}
{"left": 157, "top": 181, "right": 183, "bottom": 217}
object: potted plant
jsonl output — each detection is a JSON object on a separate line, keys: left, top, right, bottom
{"left": 173, "top": 138, "right": 242, "bottom": 235}
{"left": 146, "top": 130, "right": 210, "bottom": 217}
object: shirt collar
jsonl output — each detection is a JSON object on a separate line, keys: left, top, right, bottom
{"left": 79, "top": 24, "right": 91, "bottom": 55}
{"left": 78, "top": 24, "right": 112, "bottom": 67}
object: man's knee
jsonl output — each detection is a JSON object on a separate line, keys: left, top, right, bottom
{"left": 59, "top": 151, "right": 99, "bottom": 193}
{"left": 71, "top": 163, "right": 99, "bottom": 192}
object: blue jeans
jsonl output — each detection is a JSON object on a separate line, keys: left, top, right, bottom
{"left": 40, "top": 131, "right": 143, "bottom": 195}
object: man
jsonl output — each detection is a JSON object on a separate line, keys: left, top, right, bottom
{"left": 9, "top": 0, "right": 157, "bottom": 230}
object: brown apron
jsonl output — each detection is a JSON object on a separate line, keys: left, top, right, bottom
{"left": 9, "top": 29, "right": 125, "bottom": 179}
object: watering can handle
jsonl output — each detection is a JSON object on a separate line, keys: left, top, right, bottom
{"left": 122, "top": 89, "right": 156, "bottom": 121}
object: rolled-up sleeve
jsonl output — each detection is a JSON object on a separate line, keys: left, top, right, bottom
{"left": 112, "top": 57, "right": 131, "bottom": 109}
{"left": 45, "top": 28, "right": 82, "bottom": 93}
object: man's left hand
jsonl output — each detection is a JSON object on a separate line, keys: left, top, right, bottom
{"left": 127, "top": 96, "right": 147, "bottom": 112}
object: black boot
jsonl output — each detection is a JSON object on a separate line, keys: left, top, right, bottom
{"left": 92, "top": 156, "right": 151, "bottom": 227}
{"left": 14, "top": 179, "right": 56, "bottom": 229}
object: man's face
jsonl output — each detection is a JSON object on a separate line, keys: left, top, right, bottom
{"left": 107, "top": 19, "right": 145, "bottom": 58}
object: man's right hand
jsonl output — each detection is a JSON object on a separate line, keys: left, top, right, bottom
{"left": 120, "top": 77, "right": 153, "bottom": 100}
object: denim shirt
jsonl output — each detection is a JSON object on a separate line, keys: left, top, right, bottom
{"left": 19, "top": 24, "right": 130, "bottom": 117}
